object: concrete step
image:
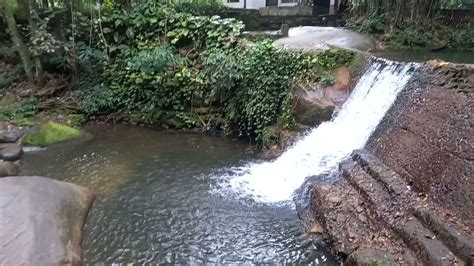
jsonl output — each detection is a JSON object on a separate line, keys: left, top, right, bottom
{"left": 342, "top": 149, "right": 473, "bottom": 265}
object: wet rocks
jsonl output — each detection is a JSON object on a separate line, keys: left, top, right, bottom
{"left": 0, "top": 123, "right": 23, "bottom": 177}
{"left": 294, "top": 66, "right": 356, "bottom": 127}
{"left": 0, "top": 131, "right": 21, "bottom": 143}
{"left": 0, "top": 176, "right": 94, "bottom": 265}
{"left": 0, "top": 143, "right": 23, "bottom": 161}
{"left": 0, "top": 160, "right": 20, "bottom": 177}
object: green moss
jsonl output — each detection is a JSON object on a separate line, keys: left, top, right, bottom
{"left": 22, "top": 121, "right": 82, "bottom": 146}
{"left": 349, "top": 52, "right": 367, "bottom": 73}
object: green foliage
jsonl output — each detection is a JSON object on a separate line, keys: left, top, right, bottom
{"left": 0, "top": 75, "right": 11, "bottom": 89}
{"left": 202, "top": 49, "right": 243, "bottom": 104}
{"left": 173, "top": 1, "right": 229, "bottom": 16}
{"left": 320, "top": 73, "right": 336, "bottom": 86}
{"left": 0, "top": 97, "right": 38, "bottom": 122}
{"left": 439, "top": 0, "right": 474, "bottom": 9}
{"left": 446, "top": 28, "right": 474, "bottom": 50}
{"left": 382, "top": 25, "right": 474, "bottom": 50}
{"left": 346, "top": 14, "right": 387, "bottom": 34}
{"left": 76, "top": 84, "right": 116, "bottom": 116}
{"left": 100, "top": 2, "right": 243, "bottom": 53}
{"left": 127, "top": 46, "right": 185, "bottom": 74}
{"left": 0, "top": 62, "right": 24, "bottom": 90}
{"left": 22, "top": 121, "right": 82, "bottom": 146}
{"left": 2, "top": 0, "right": 359, "bottom": 144}
{"left": 67, "top": 114, "right": 87, "bottom": 125}
{"left": 347, "top": 0, "right": 474, "bottom": 50}
{"left": 229, "top": 42, "right": 297, "bottom": 138}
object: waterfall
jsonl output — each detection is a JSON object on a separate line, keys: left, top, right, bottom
{"left": 225, "top": 59, "right": 418, "bottom": 204}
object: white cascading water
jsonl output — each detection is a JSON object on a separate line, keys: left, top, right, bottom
{"left": 226, "top": 59, "right": 418, "bottom": 203}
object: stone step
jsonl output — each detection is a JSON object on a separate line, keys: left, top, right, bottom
{"left": 341, "top": 158, "right": 462, "bottom": 265}
{"left": 352, "top": 149, "right": 474, "bottom": 264}
{"left": 311, "top": 180, "right": 418, "bottom": 264}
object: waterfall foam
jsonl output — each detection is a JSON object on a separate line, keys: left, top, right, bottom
{"left": 225, "top": 59, "right": 418, "bottom": 204}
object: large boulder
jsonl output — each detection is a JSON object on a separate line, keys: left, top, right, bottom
{"left": 0, "top": 176, "right": 94, "bottom": 265}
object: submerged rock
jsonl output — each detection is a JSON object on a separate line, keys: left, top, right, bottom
{"left": 0, "top": 176, "right": 94, "bottom": 265}
{"left": 22, "top": 121, "right": 82, "bottom": 146}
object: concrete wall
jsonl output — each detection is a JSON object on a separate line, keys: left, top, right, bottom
{"left": 278, "top": 0, "right": 298, "bottom": 7}
{"left": 259, "top": 6, "right": 313, "bottom": 16}
{"left": 223, "top": 0, "right": 296, "bottom": 9}
{"left": 223, "top": 0, "right": 265, "bottom": 9}
{"left": 224, "top": 1, "right": 244, "bottom": 9}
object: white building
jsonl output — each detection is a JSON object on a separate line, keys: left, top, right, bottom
{"left": 223, "top": 0, "right": 339, "bottom": 14}
{"left": 223, "top": 0, "right": 299, "bottom": 10}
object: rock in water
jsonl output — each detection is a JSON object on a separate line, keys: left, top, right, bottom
{"left": 0, "top": 143, "right": 23, "bottom": 161}
{"left": 22, "top": 121, "right": 82, "bottom": 146}
{"left": 0, "top": 176, "right": 94, "bottom": 265}
{"left": 0, "top": 131, "right": 22, "bottom": 143}
{"left": 0, "top": 160, "right": 20, "bottom": 177}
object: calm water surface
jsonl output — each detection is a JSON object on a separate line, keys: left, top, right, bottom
{"left": 22, "top": 124, "right": 336, "bottom": 264}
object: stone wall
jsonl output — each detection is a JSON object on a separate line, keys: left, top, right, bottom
{"left": 220, "top": 9, "right": 324, "bottom": 31}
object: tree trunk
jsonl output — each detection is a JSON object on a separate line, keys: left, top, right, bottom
{"left": 28, "top": 0, "right": 45, "bottom": 86}
{"left": 15, "top": 0, "right": 29, "bottom": 22}
{"left": 1, "top": 0, "right": 34, "bottom": 83}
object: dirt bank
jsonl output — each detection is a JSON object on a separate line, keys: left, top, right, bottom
{"left": 309, "top": 62, "right": 473, "bottom": 265}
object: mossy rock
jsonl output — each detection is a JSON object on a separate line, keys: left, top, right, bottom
{"left": 22, "top": 122, "right": 82, "bottom": 146}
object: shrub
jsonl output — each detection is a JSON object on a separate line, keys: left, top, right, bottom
{"left": 0, "top": 97, "right": 39, "bottom": 122}
{"left": 320, "top": 73, "right": 336, "bottom": 86}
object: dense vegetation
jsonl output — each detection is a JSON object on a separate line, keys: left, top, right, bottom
{"left": 346, "top": 0, "right": 474, "bottom": 50}
{"left": 0, "top": 0, "right": 358, "bottom": 145}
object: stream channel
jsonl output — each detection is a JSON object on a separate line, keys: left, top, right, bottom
{"left": 22, "top": 124, "right": 337, "bottom": 264}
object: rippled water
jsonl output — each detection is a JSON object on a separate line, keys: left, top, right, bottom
{"left": 21, "top": 124, "right": 336, "bottom": 264}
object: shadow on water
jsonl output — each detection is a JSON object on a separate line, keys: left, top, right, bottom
{"left": 21, "top": 124, "right": 337, "bottom": 264}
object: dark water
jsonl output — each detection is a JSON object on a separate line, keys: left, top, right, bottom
{"left": 372, "top": 50, "right": 474, "bottom": 64}
{"left": 21, "top": 124, "right": 336, "bottom": 264}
